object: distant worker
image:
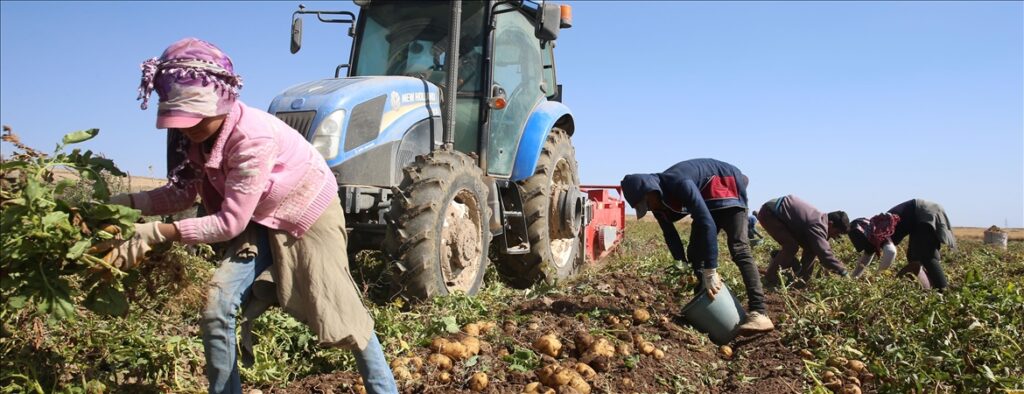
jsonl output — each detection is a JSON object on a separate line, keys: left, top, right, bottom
{"left": 106, "top": 38, "right": 397, "bottom": 393}
{"left": 621, "top": 158, "right": 773, "bottom": 335}
{"left": 847, "top": 199, "right": 956, "bottom": 291}
{"left": 756, "top": 195, "right": 850, "bottom": 286}
{"left": 748, "top": 211, "right": 763, "bottom": 246}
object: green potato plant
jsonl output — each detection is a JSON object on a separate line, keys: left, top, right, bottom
{"left": 1, "top": 126, "right": 140, "bottom": 319}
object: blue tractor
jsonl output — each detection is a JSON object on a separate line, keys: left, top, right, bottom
{"left": 269, "top": 0, "right": 584, "bottom": 301}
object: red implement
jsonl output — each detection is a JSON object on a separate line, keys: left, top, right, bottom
{"left": 580, "top": 185, "right": 626, "bottom": 263}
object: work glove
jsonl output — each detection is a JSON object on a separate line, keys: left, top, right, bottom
{"left": 108, "top": 193, "right": 133, "bottom": 208}
{"left": 701, "top": 268, "right": 722, "bottom": 299}
{"left": 102, "top": 222, "right": 167, "bottom": 270}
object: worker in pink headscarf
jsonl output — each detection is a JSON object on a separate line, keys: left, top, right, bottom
{"left": 107, "top": 38, "right": 397, "bottom": 394}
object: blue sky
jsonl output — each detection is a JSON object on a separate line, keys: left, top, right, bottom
{"left": 1, "top": 1, "right": 1021, "bottom": 227}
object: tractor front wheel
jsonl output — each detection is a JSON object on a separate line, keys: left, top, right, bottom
{"left": 384, "top": 149, "right": 492, "bottom": 301}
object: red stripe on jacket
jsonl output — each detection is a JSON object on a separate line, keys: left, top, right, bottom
{"left": 701, "top": 175, "right": 740, "bottom": 201}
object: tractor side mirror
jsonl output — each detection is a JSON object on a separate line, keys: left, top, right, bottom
{"left": 535, "top": 2, "right": 560, "bottom": 41}
{"left": 290, "top": 17, "right": 303, "bottom": 54}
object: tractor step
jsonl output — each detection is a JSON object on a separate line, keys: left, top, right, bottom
{"left": 496, "top": 180, "right": 530, "bottom": 255}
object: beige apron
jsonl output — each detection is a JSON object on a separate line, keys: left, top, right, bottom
{"left": 236, "top": 198, "right": 373, "bottom": 366}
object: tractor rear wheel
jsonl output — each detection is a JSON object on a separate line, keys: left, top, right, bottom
{"left": 384, "top": 149, "right": 492, "bottom": 301}
{"left": 497, "top": 128, "right": 582, "bottom": 288}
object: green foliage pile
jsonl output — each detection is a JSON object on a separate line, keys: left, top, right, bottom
{"left": 0, "top": 127, "right": 211, "bottom": 392}
{"left": 1, "top": 127, "right": 141, "bottom": 319}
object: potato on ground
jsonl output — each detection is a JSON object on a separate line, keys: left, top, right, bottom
{"left": 538, "top": 364, "right": 576, "bottom": 387}
{"left": 427, "top": 353, "right": 453, "bottom": 371}
{"left": 573, "top": 362, "right": 597, "bottom": 380}
{"left": 430, "top": 337, "right": 448, "bottom": 352}
{"left": 588, "top": 338, "right": 615, "bottom": 357}
{"left": 390, "top": 357, "right": 409, "bottom": 370}
{"left": 534, "top": 334, "right": 562, "bottom": 357}
{"left": 393, "top": 366, "right": 413, "bottom": 380}
{"left": 440, "top": 340, "right": 471, "bottom": 360}
{"left": 632, "top": 308, "right": 651, "bottom": 323}
{"left": 580, "top": 338, "right": 616, "bottom": 371}
{"left": 639, "top": 341, "right": 656, "bottom": 355}
{"left": 536, "top": 364, "right": 591, "bottom": 394}
{"left": 469, "top": 371, "right": 489, "bottom": 392}
{"left": 719, "top": 345, "right": 733, "bottom": 359}
{"left": 461, "top": 336, "right": 482, "bottom": 356}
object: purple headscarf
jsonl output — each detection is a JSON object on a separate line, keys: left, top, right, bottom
{"left": 137, "top": 38, "right": 244, "bottom": 129}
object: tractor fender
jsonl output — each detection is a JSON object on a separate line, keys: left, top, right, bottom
{"left": 510, "top": 101, "right": 574, "bottom": 181}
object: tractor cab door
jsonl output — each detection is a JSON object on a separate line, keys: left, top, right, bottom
{"left": 486, "top": 4, "right": 547, "bottom": 178}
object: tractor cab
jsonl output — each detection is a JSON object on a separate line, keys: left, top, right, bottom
{"left": 345, "top": 0, "right": 567, "bottom": 174}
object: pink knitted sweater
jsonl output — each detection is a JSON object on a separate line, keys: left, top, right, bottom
{"left": 133, "top": 101, "right": 338, "bottom": 244}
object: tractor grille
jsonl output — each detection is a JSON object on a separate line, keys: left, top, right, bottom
{"left": 344, "top": 95, "right": 386, "bottom": 151}
{"left": 275, "top": 111, "right": 317, "bottom": 138}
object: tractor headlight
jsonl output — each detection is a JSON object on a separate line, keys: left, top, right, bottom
{"left": 312, "top": 109, "right": 345, "bottom": 160}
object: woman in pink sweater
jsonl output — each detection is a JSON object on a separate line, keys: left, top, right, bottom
{"left": 107, "top": 38, "right": 397, "bottom": 394}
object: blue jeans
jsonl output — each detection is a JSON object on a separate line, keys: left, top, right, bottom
{"left": 201, "top": 227, "right": 398, "bottom": 394}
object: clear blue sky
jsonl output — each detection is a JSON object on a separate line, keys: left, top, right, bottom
{"left": 2, "top": 1, "right": 1021, "bottom": 227}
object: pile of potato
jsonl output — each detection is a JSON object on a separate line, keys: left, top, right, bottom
{"left": 404, "top": 310, "right": 672, "bottom": 393}
{"left": 517, "top": 319, "right": 669, "bottom": 394}
{"left": 523, "top": 363, "right": 593, "bottom": 394}
{"left": 820, "top": 356, "right": 874, "bottom": 394}
{"left": 393, "top": 320, "right": 498, "bottom": 391}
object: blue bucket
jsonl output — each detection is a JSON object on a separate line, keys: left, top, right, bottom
{"left": 680, "top": 283, "right": 746, "bottom": 345}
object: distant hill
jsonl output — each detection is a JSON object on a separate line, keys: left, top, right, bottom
{"left": 52, "top": 168, "right": 166, "bottom": 193}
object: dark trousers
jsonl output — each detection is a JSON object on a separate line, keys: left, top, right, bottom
{"left": 690, "top": 207, "right": 766, "bottom": 313}
{"left": 758, "top": 203, "right": 798, "bottom": 285}
{"left": 899, "top": 221, "right": 949, "bottom": 290}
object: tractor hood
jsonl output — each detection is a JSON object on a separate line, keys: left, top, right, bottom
{"left": 268, "top": 76, "right": 442, "bottom": 170}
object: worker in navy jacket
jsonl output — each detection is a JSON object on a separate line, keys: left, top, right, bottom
{"left": 621, "top": 158, "right": 773, "bottom": 335}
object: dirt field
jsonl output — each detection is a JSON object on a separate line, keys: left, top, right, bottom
{"left": 277, "top": 261, "right": 814, "bottom": 394}
{"left": 243, "top": 218, "right": 1022, "bottom": 394}
{"left": 952, "top": 227, "right": 1024, "bottom": 241}
{"left": 257, "top": 220, "right": 889, "bottom": 394}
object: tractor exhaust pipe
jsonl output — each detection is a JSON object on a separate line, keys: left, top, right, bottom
{"left": 442, "top": 0, "right": 462, "bottom": 149}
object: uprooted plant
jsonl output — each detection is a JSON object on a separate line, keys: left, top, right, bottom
{"left": 1, "top": 125, "right": 144, "bottom": 319}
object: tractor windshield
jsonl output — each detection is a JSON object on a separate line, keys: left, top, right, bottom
{"left": 352, "top": 1, "right": 487, "bottom": 93}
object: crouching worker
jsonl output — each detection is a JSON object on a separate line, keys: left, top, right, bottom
{"left": 847, "top": 199, "right": 956, "bottom": 291}
{"left": 756, "top": 195, "right": 849, "bottom": 287}
{"left": 621, "top": 158, "right": 773, "bottom": 335}
{"left": 105, "top": 38, "right": 398, "bottom": 394}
